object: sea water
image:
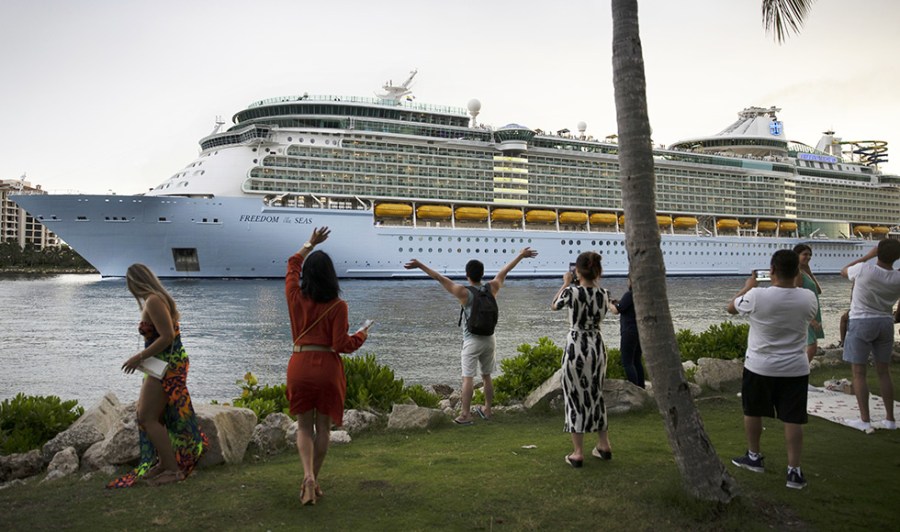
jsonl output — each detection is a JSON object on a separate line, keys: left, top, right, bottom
{"left": 0, "top": 274, "right": 853, "bottom": 407}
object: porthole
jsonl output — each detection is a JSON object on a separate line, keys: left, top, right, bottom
{"left": 287, "top": 137, "right": 293, "bottom": 142}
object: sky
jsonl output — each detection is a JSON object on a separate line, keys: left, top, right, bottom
{"left": 1, "top": 0, "right": 898, "bottom": 194}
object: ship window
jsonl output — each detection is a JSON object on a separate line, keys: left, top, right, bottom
{"left": 172, "top": 248, "right": 200, "bottom": 272}
{"left": 158, "top": 217, "right": 168, "bottom": 222}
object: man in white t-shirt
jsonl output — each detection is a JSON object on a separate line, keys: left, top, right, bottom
{"left": 727, "top": 249, "right": 818, "bottom": 490}
{"left": 840, "top": 239, "right": 900, "bottom": 432}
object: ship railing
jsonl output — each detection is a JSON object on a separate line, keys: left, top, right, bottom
{"left": 246, "top": 94, "right": 468, "bottom": 116}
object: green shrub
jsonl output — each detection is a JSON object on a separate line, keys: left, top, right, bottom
{"left": 492, "top": 337, "right": 563, "bottom": 404}
{"left": 0, "top": 394, "right": 84, "bottom": 455}
{"left": 677, "top": 321, "right": 749, "bottom": 362}
{"left": 403, "top": 384, "right": 440, "bottom": 409}
{"left": 232, "top": 372, "right": 292, "bottom": 421}
{"left": 606, "top": 347, "right": 625, "bottom": 380}
{"left": 343, "top": 354, "right": 405, "bottom": 412}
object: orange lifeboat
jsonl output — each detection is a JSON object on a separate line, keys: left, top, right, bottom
{"left": 873, "top": 226, "right": 890, "bottom": 235}
{"left": 491, "top": 208, "right": 523, "bottom": 222}
{"left": 717, "top": 219, "right": 740, "bottom": 230}
{"left": 854, "top": 225, "right": 874, "bottom": 235}
{"left": 525, "top": 210, "right": 557, "bottom": 223}
{"left": 559, "top": 211, "right": 588, "bottom": 224}
{"left": 757, "top": 221, "right": 778, "bottom": 232}
{"left": 779, "top": 221, "right": 798, "bottom": 232}
{"left": 657, "top": 215, "right": 673, "bottom": 227}
{"left": 416, "top": 205, "right": 452, "bottom": 220}
{"left": 590, "top": 213, "right": 617, "bottom": 225}
{"left": 454, "top": 207, "right": 489, "bottom": 221}
{"left": 374, "top": 203, "right": 413, "bottom": 218}
{"left": 673, "top": 217, "right": 698, "bottom": 229}
{"left": 618, "top": 214, "right": 626, "bottom": 226}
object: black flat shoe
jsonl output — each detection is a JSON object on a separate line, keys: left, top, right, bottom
{"left": 591, "top": 447, "right": 612, "bottom": 460}
{"left": 565, "top": 455, "right": 583, "bottom": 468}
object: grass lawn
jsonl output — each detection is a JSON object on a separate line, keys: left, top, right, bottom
{"left": 1, "top": 365, "right": 898, "bottom": 531}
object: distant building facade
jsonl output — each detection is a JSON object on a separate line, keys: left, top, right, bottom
{"left": 1, "top": 179, "right": 60, "bottom": 249}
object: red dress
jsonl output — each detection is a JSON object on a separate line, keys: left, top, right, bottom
{"left": 285, "top": 254, "right": 366, "bottom": 425}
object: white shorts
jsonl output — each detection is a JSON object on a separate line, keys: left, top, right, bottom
{"left": 461, "top": 335, "right": 496, "bottom": 378}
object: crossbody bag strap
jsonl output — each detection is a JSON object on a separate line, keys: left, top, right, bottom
{"left": 292, "top": 300, "right": 341, "bottom": 346}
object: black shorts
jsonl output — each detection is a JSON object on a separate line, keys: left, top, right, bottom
{"left": 741, "top": 368, "right": 808, "bottom": 424}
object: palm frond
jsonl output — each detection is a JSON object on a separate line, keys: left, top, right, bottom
{"left": 762, "top": 0, "right": 816, "bottom": 43}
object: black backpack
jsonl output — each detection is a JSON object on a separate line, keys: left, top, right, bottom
{"left": 458, "top": 285, "right": 499, "bottom": 336}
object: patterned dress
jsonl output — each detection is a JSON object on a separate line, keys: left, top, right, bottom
{"left": 553, "top": 285, "right": 610, "bottom": 433}
{"left": 107, "top": 322, "right": 207, "bottom": 488}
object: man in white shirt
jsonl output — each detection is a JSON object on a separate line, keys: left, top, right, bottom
{"left": 727, "top": 249, "right": 818, "bottom": 490}
{"left": 840, "top": 239, "right": 900, "bottom": 432}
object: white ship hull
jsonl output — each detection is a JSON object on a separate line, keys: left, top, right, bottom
{"left": 12, "top": 194, "right": 866, "bottom": 278}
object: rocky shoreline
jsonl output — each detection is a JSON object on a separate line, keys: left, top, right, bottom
{"left": 0, "top": 345, "right": 886, "bottom": 490}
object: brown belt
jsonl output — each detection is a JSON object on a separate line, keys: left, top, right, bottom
{"left": 293, "top": 344, "right": 334, "bottom": 353}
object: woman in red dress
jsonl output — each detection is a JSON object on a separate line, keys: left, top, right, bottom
{"left": 286, "top": 227, "right": 370, "bottom": 505}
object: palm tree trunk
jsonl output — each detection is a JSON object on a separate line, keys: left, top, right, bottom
{"left": 611, "top": 0, "right": 736, "bottom": 502}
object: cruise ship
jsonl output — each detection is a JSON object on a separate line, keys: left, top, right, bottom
{"left": 13, "top": 71, "right": 900, "bottom": 278}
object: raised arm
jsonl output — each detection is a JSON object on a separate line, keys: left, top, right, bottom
{"left": 491, "top": 247, "right": 539, "bottom": 294}
{"left": 286, "top": 226, "right": 331, "bottom": 302}
{"left": 404, "top": 258, "right": 469, "bottom": 304}
{"left": 727, "top": 274, "right": 758, "bottom": 315}
{"left": 841, "top": 245, "right": 877, "bottom": 278}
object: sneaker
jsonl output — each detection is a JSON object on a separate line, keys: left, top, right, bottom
{"left": 845, "top": 418, "right": 872, "bottom": 432}
{"left": 882, "top": 420, "right": 897, "bottom": 430}
{"left": 786, "top": 468, "right": 807, "bottom": 490}
{"left": 731, "top": 451, "right": 765, "bottom": 473}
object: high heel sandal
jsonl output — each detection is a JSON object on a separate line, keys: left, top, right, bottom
{"left": 300, "top": 480, "right": 317, "bottom": 506}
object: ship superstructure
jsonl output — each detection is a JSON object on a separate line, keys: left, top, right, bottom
{"left": 13, "top": 77, "right": 899, "bottom": 278}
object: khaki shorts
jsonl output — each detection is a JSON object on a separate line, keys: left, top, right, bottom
{"left": 461, "top": 335, "right": 496, "bottom": 377}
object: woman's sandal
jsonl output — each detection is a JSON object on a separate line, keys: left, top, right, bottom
{"left": 591, "top": 446, "right": 613, "bottom": 460}
{"left": 142, "top": 464, "right": 165, "bottom": 481}
{"left": 145, "top": 469, "right": 185, "bottom": 486}
{"left": 315, "top": 483, "right": 324, "bottom": 498}
{"left": 300, "top": 479, "right": 318, "bottom": 506}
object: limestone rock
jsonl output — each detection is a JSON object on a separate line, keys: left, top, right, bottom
{"left": 46, "top": 447, "right": 79, "bottom": 480}
{"left": 0, "top": 450, "right": 44, "bottom": 482}
{"left": 386, "top": 404, "right": 447, "bottom": 430}
{"left": 284, "top": 421, "right": 298, "bottom": 449}
{"left": 247, "top": 413, "right": 292, "bottom": 457}
{"left": 604, "top": 379, "right": 652, "bottom": 414}
{"left": 431, "top": 384, "right": 453, "bottom": 398}
{"left": 195, "top": 404, "right": 257, "bottom": 467}
{"left": 693, "top": 358, "right": 744, "bottom": 390}
{"left": 70, "top": 392, "right": 123, "bottom": 436}
{"left": 447, "top": 390, "right": 461, "bottom": 409}
{"left": 42, "top": 423, "right": 104, "bottom": 463}
{"left": 330, "top": 430, "right": 351, "bottom": 445}
{"left": 342, "top": 409, "right": 379, "bottom": 434}
{"left": 99, "top": 418, "right": 141, "bottom": 465}
{"left": 688, "top": 382, "right": 702, "bottom": 397}
{"left": 524, "top": 368, "right": 563, "bottom": 411}
{"left": 495, "top": 403, "right": 526, "bottom": 415}
{"left": 81, "top": 440, "right": 109, "bottom": 471}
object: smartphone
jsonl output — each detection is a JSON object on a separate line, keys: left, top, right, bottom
{"left": 754, "top": 269, "right": 771, "bottom": 282}
{"left": 357, "top": 319, "right": 374, "bottom": 333}
{"left": 568, "top": 262, "right": 577, "bottom": 274}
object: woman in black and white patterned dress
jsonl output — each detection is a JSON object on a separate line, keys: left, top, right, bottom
{"left": 551, "top": 251, "right": 616, "bottom": 468}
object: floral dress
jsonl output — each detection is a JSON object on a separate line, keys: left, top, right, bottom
{"left": 107, "top": 322, "right": 207, "bottom": 488}
{"left": 553, "top": 285, "right": 610, "bottom": 433}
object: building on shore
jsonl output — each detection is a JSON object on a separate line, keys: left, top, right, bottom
{"left": 1, "top": 178, "right": 59, "bottom": 250}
